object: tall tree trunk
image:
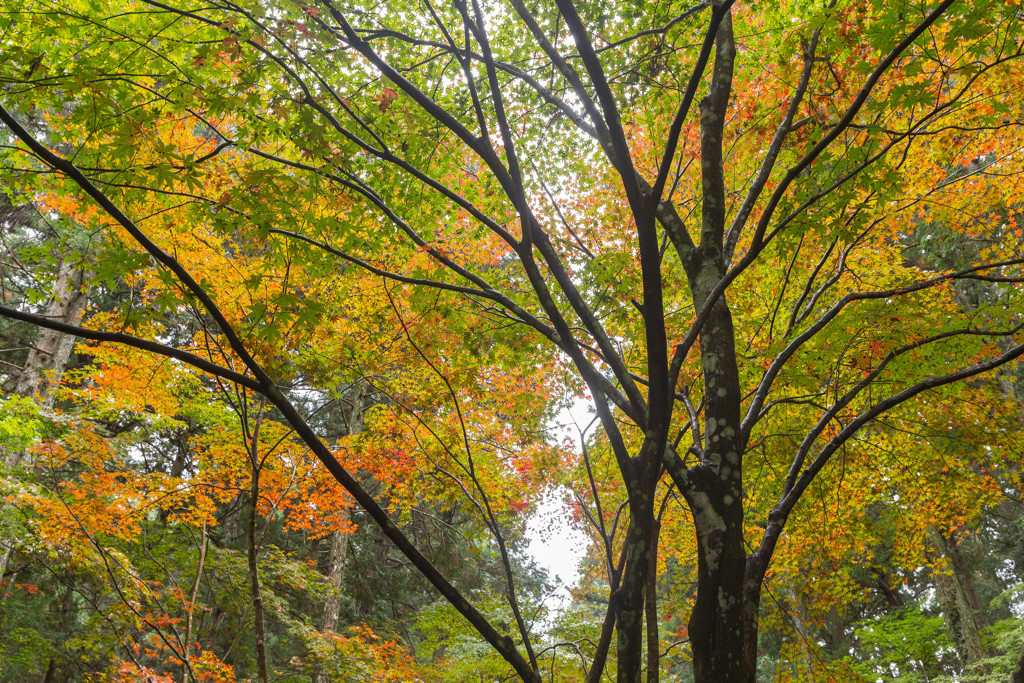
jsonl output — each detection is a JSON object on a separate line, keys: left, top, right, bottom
{"left": 684, "top": 234, "right": 749, "bottom": 683}
{"left": 318, "top": 383, "right": 367, "bottom": 633}
{"left": 6, "top": 258, "right": 89, "bottom": 465}
{"left": 927, "top": 526, "right": 992, "bottom": 666}
{"left": 245, "top": 399, "right": 269, "bottom": 683}
{"left": 687, "top": 491, "right": 748, "bottom": 683}
{"left": 614, "top": 494, "right": 658, "bottom": 683}
{"left": 1, "top": 259, "right": 89, "bottom": 584}
{"left": 246, "top": 469, "right": 268, "bottom": 683}
{"left": 310, "top": 386, "right": 367, "bottom": 683}
{"left": 320, "top": 524, "right": 349, "bottom": 633}
{"left": 682, "top": 7, "right": 748, "bottom": 678}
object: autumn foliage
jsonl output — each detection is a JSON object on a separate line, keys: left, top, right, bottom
{"left": 2, "top": 0, "right": 1024, "bottom": 681}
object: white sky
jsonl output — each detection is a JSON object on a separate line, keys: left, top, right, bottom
{"left": 525, "top": 489, "right": 588, "bottom": 607}
{"left": 525, "top": 396, "right": 596, "bottom": 608}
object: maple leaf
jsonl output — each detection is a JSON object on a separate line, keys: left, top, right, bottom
{"left": 377, "top": 89, "right": 398, "bottom": 112}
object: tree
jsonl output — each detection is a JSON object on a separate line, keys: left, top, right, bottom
{"left": 1, "top": 0, "right": 1023, "bottom": 681}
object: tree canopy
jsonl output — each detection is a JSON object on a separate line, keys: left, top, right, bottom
{"left": 1, "top": 0, "right": 1024, "bottom": 681}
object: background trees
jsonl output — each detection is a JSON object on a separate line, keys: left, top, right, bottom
{"left": 1, "top": 0, "right": 1024, "bottom": 681}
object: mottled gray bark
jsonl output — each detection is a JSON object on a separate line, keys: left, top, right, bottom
{"left": 6, "top": 259, "right": 89, "bottom": 465}
{"left": 1, "top": 259, "right": 89, "bottom": 586}
{"left": 678, "top": 8, "right": 751, "bottom": 682}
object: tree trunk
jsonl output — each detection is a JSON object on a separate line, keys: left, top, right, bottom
{"left": 318, "top": 383, "right": 367, "bottom": 633}
{"left": 311, "top": 386, "right": 366, "bottom": 683}
{"left": 684, "top": 17, "right": 748, "bottom": 665}
{"left": 687, "top": 492, "right": 749, "bottom": 683}
{"left": 246, "top": 470, "right": 268, "bottom": 683}
{"left": 6, "top": 258, "right": 90, "bottom": 465}
{"left": 682, "top": 27, "right": 754, "bottom": 670}
{"left": 614, "top": 498, "right": 657, "bottom": 683}
{"left": 245, "top": 399, "right": 269, "bottom": 683}
{"left": 927, "top": 526, "right": 992, "bottom": 666}
{"left": 0, "top": 259, "right": 89, "bottom": 583}
{"left": 683, "top": 243, "right": 750, "bottom": 683}
{"left": 319, "top": 525, "right": 349, "bottom": 633}
{"left": 873, "top": 567, "right": 905, "bottom": 607}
